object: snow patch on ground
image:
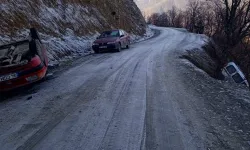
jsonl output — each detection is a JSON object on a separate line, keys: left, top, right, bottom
{"left": 41, "top": 30, "right": 99, "bottom": 66}
{"left": 44, "top": 26, "right": 153, "bottom": 66}
{"left": 0, "top": 29, "right": 98, "bottom": 67}
{"left": 0, "top": 27, "right": 154, "bottom": 67}
{"left": 130, "top": 27, "right": 154, "bottom": 43}
{"left": 182, "top": 33, "right": 209, "bottom": 52}
{"left": 170, "top": 27, "right": 188, "bottom": 33}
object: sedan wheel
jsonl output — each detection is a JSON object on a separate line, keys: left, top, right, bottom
{"left": 126, "top": 44, "right": 129, "bottom": 49}
{"left": 94, "top": 49, "right": 100, "bottom": 53}
{"left": 126, "top": 41, "right": 130, "bottom": 49}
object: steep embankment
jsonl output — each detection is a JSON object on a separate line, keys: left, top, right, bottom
{"left": 0, "top": 0, "right": 146, "bottom": 62}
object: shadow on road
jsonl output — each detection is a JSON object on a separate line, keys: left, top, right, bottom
{"left": 0, "top": 74, "right": 56, "bottom": 102}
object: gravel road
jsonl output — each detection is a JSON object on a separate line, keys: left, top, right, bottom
{"left": 0, "top": 26, "right": 250, "bottom": 150}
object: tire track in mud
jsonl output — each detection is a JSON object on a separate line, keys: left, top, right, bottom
{"left": 17, "top": 77, "right": 101, "bottom": 150}
{"left": 144, "top": 36, "right": 194, "bottom": 150}
{"left": 16, "top": 47, "right": 153, "bottom": 150}
{"left": 98, "top": 48, "right": 152, "bottom": 150}
{"left": 70, "top": 48, "right": 153, "bottom": 149}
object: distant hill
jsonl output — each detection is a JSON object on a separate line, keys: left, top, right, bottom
{"left": 135, "top": 0, "right": 187, "bottom": 17}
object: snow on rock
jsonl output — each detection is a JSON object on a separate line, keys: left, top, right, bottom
{"left": 130, "top": 27, "right": 154, "bottom": 43}
{"left": 41, "top": 30, "right": 99, "bottom": 65}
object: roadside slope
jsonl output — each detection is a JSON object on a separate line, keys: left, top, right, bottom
{"left": 0, "top": 0, "right": 146, "bottom": 62}
{"left": 155, "top": 27, "right": 250, "bottom": 149}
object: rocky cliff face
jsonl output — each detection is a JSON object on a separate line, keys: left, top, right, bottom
{"left": 0, "top": 0, "right": 146, "bottom": 62}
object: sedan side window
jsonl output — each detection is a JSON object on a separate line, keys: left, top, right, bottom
{"left": 120, "top": 30, "right": 124, "bottom": 36}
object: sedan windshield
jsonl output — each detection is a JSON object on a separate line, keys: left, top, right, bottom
{"left": 99, "top": 30, "right": 119, "bottom": 38}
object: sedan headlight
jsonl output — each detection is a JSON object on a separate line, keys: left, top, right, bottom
{"left": 107, "top": 41, "right": 116, "bottom": 44}
{"left": 92, "top": 43, "right": 99, "bottom": 46}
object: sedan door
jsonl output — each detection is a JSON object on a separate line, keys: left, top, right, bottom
{"left": 123, "top": 30, "right": 130, "bottom": 46}
{"left": 119, "top": 30, "right": 126, "bottom": 48}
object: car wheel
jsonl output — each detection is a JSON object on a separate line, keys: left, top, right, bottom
{"left": 94, "top": 50, "right": 100, "bottom": 53}
{"left": 126, "top": 44, "right": 129, "bottom": 49}
{"left": 126, "top": 41, "right": 130, "bottom": 49}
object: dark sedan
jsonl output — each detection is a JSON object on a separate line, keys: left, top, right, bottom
{"left": 92, "top": 29, "right": 130, "bottom": 53}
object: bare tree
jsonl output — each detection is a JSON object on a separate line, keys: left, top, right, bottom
{"left": 198, "top": 1, "right": 217, "bottom": 36}
{"left": 213, "top": 0, "right": 250, "bottom": 47}
{"left": 147, "top": 13, "right": 160, "bottom": 25}
{"left": 167, "top": 6, "right": 178, "bottom": 26}
{"left": 158, "top": 12, "right": 170, "bottom": 27}
{"left": 186, "top": 0, "right": 203, "bottom": 32}
{"left": 148, "top": 0, "right": 250, "bottom": 45}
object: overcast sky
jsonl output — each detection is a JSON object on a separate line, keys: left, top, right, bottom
{"left": 135, "top": 0, "right": 187, "bottom": 16}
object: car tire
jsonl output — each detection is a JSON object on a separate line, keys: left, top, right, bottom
{"left": 126, "top": 41, "right": 130, "bottom": 49}
{"left": 94, "top": 50, "right": 100, "bottom": 53}
{"left": 126, "top": 44, "right": 129, "bottom": 49}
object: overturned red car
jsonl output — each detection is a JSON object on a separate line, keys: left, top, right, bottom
{"left": 0, "top": 28, "right": 48, "bottom": 91}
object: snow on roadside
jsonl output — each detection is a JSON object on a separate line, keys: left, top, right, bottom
{"left": 0, "top": 26, "right": 154, "bottom": 67}
{"left": 182, "top": 33, "right": 209, "bottom": 52}
{"left": 130, "top": 27, "right": 154, "bottom": 43}
{"left": 175, "top": 28, "right": 250, "bottom": 97}
{"left": 0, "top": 29, "right": 98, "bottom": 67}
{"left": 41, "top": 29, "right": 99, "bottom": 67}
{"left": 46, "top": 26, "right": 154, "bottom": 66}
{"left": 176, "top": 30, "right": 220, "bottom": 80}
